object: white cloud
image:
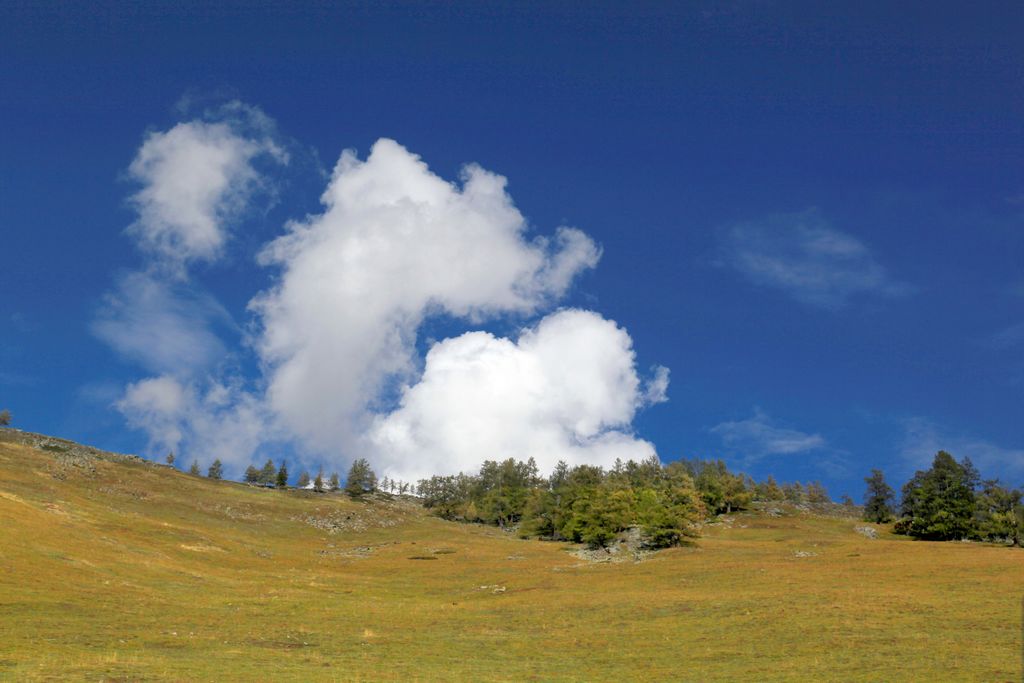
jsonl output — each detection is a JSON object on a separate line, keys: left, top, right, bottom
{"left": 105, "top": 125, "right": 668, "bottom": 479}
{"left": 117, "top": 374, "right": 268, "bottom": 472}
{"left": 126, "top": 106, "right": 286, "bottom": 272}
{"left": 251, "top": 138, "right": 601, "bottom": 456}
{"left": 368, "top": 309, "right": 662, "bottom": 481}
{"left": 644, "top": 365, "right": 671, "bottom": 405}
{"left": 93, "top": 271, "right": 232, "bottom": 376}
{"left": 899, "top": 417, "right": 1024, "bottom": 481}
{"left": 719, "top": 209, "right": 911, "bottom": 308}
{"left": 711, "top": 408, "right": 826, "bottom": 459}
{"left": 116, "top": 375, "right": 189, "bottom": 454}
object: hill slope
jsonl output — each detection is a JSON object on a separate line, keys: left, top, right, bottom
{"left": 0, "top": 429, "right": 1020, "bottom": 681}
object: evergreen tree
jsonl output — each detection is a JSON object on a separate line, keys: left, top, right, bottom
{"left": 345, "top": 458, "right": 377, "bottom": 496}
{"left": 863, "top": 469, "right": 895, "bottom": 523}
{"left": 636, "top": 474, "right": 703, "bottom": 548}
{"left": 974, "top": 480, "right": 1022, "bottom": 545}
{"left": 0, "top": 409, "right": 10, "bottom": 426}
{"left": 207, "top": 459, "right": 223, "bottom": 480}
{"left": 329, "top": 472, "right": 340, "bottom": 491}
{"left": 687, "top": 459, "right": 750, "bottom": 514}
{"left": 806, "top": 481, "right": 830, "bottom": 504}
{"left": 259, "top": 458, "right": 277, "bottom": 486}
{"left": 165, "top": 452, "right": 175, "bottom": 466}
{"left": 759, "top": 475, "right": 784, "bottom": 501}
{"left": 297, "top": 471, "right": 311, "bottom": 488}
{"left": 314, "top": 471, "right": 324, "bottom": 492}
{"left": 783, "top": 481, "right": 806, "bottom": 503}
{"left": 189, "top": 459, "right": 200, "bottom": 476}
{"left": 562, "top": 485, "right": 633, "bottom": 548}
{"left": 896, "top": 451, "right": 976, "bottom": 540}
{"left": 244, "top": 464, "right": 260, "bottom": 484}
{"left": 275, "top": 461, "right": 288, "bottom": 488}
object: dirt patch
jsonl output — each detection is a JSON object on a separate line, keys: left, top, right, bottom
{"left": 179, "top": 544, "right": 225, "bottom": 553}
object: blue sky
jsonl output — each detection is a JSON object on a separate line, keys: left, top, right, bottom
{"left": 2, "top": 1, "right": 1022, "bottom": 497}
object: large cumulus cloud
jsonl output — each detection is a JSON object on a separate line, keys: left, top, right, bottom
{"left": 100, "top": 110, "right": 669, "bottom": 480}
{"left": 369, "top": 309, "right": 664, "bottom": 481}
{"left": 251, "top": 138, "right": 602, "bottom": 457}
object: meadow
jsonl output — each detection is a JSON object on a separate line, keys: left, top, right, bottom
{"left": 0, "top": 433, "right": 1020, "bottom": 681}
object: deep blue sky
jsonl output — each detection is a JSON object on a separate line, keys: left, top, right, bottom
{"left": 2, "top": 1, "right": 1022, "bottom": 497}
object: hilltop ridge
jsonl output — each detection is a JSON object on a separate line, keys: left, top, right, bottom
{"left": 0, "top": 429, "right": 1020, "bottom": 681}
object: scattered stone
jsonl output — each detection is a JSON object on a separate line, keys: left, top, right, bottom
{"left": 854, "top": 526, "right": 878, "bottom": 539}
{"left": 569, "top": 527, "right": 653, "bottom": 564}
{"left": 793, "top": 550, "right": 817, "bottom": 558}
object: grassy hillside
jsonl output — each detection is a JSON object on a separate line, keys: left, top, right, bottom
{"left": 0, "top": 429, "right": 1020, "bottom": 681}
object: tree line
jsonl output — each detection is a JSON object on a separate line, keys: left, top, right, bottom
{"left": 415, "top": 456, "right": 832, "bottom": 549}
{"left": 173, "top": 454, "right": 381, "bottom": 498}
{"left": 863, "top": 451, "right": 1022, "bottom": 546}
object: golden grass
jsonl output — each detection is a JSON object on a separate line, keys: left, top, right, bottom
{"left": 0, "top": 440, "right": 1021, "bottom": 682}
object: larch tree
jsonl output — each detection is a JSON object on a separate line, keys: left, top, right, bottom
{"left": 207, "top": 459, "right": 223, "bottom": 480}
{"left": 345, "top": 458, "right": 377, "bottom": 497}
{"left": 863, "top": 469, "right": 895, "bottom": 523}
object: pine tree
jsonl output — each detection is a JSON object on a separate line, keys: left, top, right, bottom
{"left": 207, "top": 459, "right": 223, "bottom": 480}
{"left": 974, "top": 480, "right": 1022, "bottom": 545}
{"left": 244, "top": 465, "right": 260, "bottom": 484}
{"left": 276, "top": 461, "right": 288, "bottom": 488}
{"left": 259, "top": 458, "right": 277, "bottom": 486}
{"left": 863, "top": 469, "right": 895, "bottom": 523}
{"left": 0, "top": 409, "right": 10, "bottom": 427}
{"left": 189, "top": 460, "right": 200, "bottom": 476}
{"left": 806, "top": 481, "right": 830, "bottom": 504}
{"left": 314, "top": 471, "right": 324, "bottom": 492}
{"left": 897, "top": 451, "right": 976, "bottom": 540}
{"left": 165, "top": 452, "right": 175, "bottom": 466}
{"left": 345, "top": 458, "right": 377, "bottom": 497}
{"left": 297, "top": 471, "right": 311, "bottom": 488}
{"left": 760, "top": 475, "right": 784, "bottom": 501}
{"left": 329, "top": 472, "right": 340, "bottom": 491}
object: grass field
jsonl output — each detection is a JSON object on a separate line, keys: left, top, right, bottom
{"left": 1, "top": 431, "right": 1021, "bottom": 681}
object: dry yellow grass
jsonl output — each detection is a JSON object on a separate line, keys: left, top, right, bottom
{"left": 0, "top": 435, "right": 1021, "bottom": 681}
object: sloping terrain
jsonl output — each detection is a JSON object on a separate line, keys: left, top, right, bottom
{"left": 0, "top": 430, "right": 1020, "bottom": 681}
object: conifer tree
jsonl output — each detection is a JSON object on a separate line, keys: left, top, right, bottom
{"left": 863, "top": 469, "right": 895, "bottom": 523}
{"left": 259, "top": 458, "right": 277, "bottom": 485}
{"left": 276, "top": 461, "right": 289, "bottom": 488}
{"left": 244, "top": 465, "right": 260, "bottom": 484}
{"left": 329, "top": 472, "right": 340, "bottom": 491}
{"left": 189, "top": 460, "right": 200, "bottom": 476}
{"left": 165, "top": 452, "right": 175, "bottom": 466}
{"left": 207, "top": 459, "right": 223, "bottom": 480}
{"left": 0, "top": 409, "right": 10, "bottom": 426}
{"left": 345, "top": 458, "right": 377, "bottom": 496}
{"left": 896, "top": 451, "right": 976, "bottom": 540}
{"left": 314, "top": 471, "right": 324, "bottom": 492}
{"left": 297, "top": 471, "right": 311, "bottom": 488}
{"left": 974, "top": 480, "right": 1022, "bottom": 545}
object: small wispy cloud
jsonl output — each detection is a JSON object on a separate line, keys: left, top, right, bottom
{"left": 93, "top": 271, "right": 234, "bottom": 376}
{"left": 899, "top": 417, "right": 1024, "bottom": 481}
{"left": 990, "top": 321, "right": 1024, "bottom": 349}
{"left": 718, "top": 209, "right": 913, "bottom": 308}
{"left": 643, "top": 365, "right": 670, "bottom": 405}
{"left": 126, "top": 101, "right": 287, "bottom": 276}
{"left": 711, "top": 408, "right": 826, "bottom": 460}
